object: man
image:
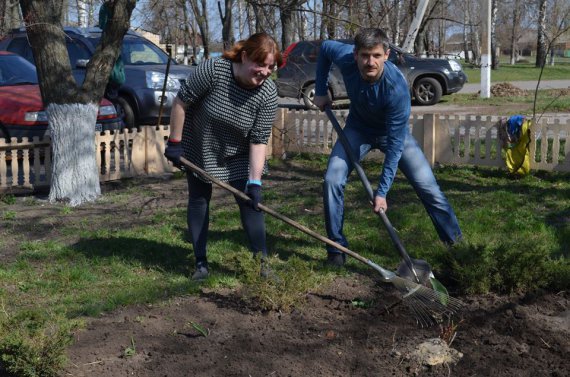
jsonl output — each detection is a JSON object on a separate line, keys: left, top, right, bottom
{"left": 313, "top": 28, "right": 462, "bottom": 267}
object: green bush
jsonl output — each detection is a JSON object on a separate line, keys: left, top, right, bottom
{"left": 0, "top": 309, "right": 76, "bottom": 377}
{"left": 444, "top": 239, "right": 566, "bottom": 294}
{"left": 547, "top": 258, "right": 570, "bottom": 292}
{"left": 237, "top": 254, "right": 324, "bottom": 311}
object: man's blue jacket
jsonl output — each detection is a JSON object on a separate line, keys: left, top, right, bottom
{"left": 315, "top": 40, "right": 411, "bottom": 197}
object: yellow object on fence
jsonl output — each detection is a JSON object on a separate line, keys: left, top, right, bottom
{"left": 504, "top": 119, "right": 531, "bottom": 176}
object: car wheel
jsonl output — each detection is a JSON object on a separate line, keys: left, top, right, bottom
{"left": 413, "top": 77, "right": 442, "bottom": 106}
{"left": 114, "top": 96, "right": 136, "bottom": 129}
{"left": 302, "top": 83, "right": 333, "bottom": 110}
{"left": 302, "top": 83, "right": 317, "bottom": 109}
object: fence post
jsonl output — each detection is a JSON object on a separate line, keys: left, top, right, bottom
{"left": 130, "top": 128, "right": 147, "bottom": 175}
{"left": 144, "top": 126, "right": 173, "bottom": 174}
{"left": 423, "top": 113, "right": 436, "bottom": 167}
{"left": 272, "top": 108, "right": 287, "bottom": 159}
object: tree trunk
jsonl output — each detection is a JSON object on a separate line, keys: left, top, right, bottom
{"left": 535, "top": 0, "right": 547, "bottom": 67}
{"left": 280, "top": 5, "right": 294, "bottom": 50}
{"left": 218, "top": 0, "right": 234, "bottom": 50}
{"left": 245, "top": 0, "right": 273, "bottom": 33}
{"left": 19, "top": 0, "right": 135, "bottom": 206}
{"left": 245, "top": 1, "right": 256, "bottom": 34}
{"left": 510, "top": 0, "right": 520, "bottom": 65}
{"left": 468, "top": 2, "right": 480, "bottom": 65}
{"left": 277, "top": 1, "right": 305, "bottom": 50}
{"left": 322, "top": 0, "right": 336, "bottom": 39}
{"left": 438, "top": 2, "right": 445, "bottom": 58}
{"left": 463, "top": 9, "right": 470, "bottom": 62}
{"left": 491, "top": 0, "right": 499, "bottom": 69}
{"left": 77, "top": 0, "right": 88, "bottom": 26}
{"left": 180, "top": 0, "right": 190, "bottom": 64}
{"left": 549, "top": 48, "right": 555, "bottom": 66}
{"left": 236, "top": 0, "right": 245, "bottom": 38}
{"left": 189, "top": 0, "right": 210, "bottom": 59}
{"left": 1, "top": 0, "right": 22, "bottom": 35}
{"left": 392, "top": 0, "right": 401, "bottom": 44}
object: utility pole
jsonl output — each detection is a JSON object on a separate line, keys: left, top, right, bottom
{"left": 481, "top": 0, "right": 491, "bottom": 98}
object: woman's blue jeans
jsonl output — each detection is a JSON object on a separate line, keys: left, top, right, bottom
{"left": 323, "top": 127, "right": 462, "bottom": 254}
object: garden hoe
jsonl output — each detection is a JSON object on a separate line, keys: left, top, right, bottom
{"left": 179, "top": 156, "right": 463, "bottom": 327}
{"left": 324, "top": 107, "right": 445, "bottom": 290}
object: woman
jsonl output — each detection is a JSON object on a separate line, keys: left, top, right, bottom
{"left": 164, "top": 33, "right": 282, "bottom": 280}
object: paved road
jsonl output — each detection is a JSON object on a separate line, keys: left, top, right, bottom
{"left": 459, "top": 80, "right": 570, "bottom": 94}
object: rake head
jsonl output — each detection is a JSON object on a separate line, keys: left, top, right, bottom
{"left": 394, "top": 275, "right": 464, "bottom": 328}
{"left": 368, "top": 260, "right": 464, "bottom": 327}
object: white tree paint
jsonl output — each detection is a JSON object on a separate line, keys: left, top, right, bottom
{"left": 47, "top": 102, "right": 101, "bottom": 206}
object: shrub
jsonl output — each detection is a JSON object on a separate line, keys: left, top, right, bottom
{"left": 236, "top": 254, "right": 323, "bottom": 311}
{"left": 443, "top": 239, "right": 565, "bottom": 294}
{"left": 0, "top": 309, "right": 76, "bottom": 377}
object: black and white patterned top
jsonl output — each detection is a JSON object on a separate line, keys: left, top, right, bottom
{"left": 177, "top": 57, "right": 277, "bottom": 183}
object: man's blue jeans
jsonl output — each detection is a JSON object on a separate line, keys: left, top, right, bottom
{"left": 323, "top": 127, "right": 462, "bottom": 254}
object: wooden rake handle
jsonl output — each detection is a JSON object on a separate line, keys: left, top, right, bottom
{"left": 179, "top": 156, "right": 370, "bottom": 265}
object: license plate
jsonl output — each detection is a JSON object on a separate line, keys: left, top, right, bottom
{"left": 95, "top": 123, "right": 102, "bottom": 132}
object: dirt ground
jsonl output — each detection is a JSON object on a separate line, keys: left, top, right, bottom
{"left": 1, "top": 101, "right": 568, "bottom": 377}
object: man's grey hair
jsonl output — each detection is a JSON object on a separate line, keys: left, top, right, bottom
{"left": 354, "top": 28, "right": 390, "bottom": 52}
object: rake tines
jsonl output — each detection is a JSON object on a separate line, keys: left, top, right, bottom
{"left": 394, "top": 276, "right": 464, "bottom": 327}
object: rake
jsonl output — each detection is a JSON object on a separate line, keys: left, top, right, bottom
{"left": 179, "top": 157, "right": 463, "bottom": 327}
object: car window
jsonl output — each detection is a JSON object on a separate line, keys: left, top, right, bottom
{"left": 303, "top": 43, "right": 319, "bottom": 63}
{"left": 0, "top": 55, "right": 38, "bottom": 86}
{"left": 286, "top": 43, "right": 306, "bottom": 64}
{"left": 6, "top": 37, "right": 34, "bottom": 63}
{"left": 121, "top": 38, "right": 168, "bottom": 65}
{"left": 6, "top": 35, "right": 92, "bottom": 68}
{"left": 388, "top": 46, "right": 407, "bottom": 66}
{"left": 67, "top": 39, "right": 92, "bottom": 68}
{"left": 88, "top": 35, "right": 169, "bottom": 65}
{"left": 388, "top": 49, "right": 399, "bottom": 64}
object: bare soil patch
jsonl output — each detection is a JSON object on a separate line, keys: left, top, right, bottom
{"left": 1, "top": 161, "right": 568, "bottom": 377}
{"left": 63, "top": 277, "right": 569, "bottom": 377}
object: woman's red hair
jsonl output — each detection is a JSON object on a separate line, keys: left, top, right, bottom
{"left": 222, "top": 33, "right": 283, "bottom": 68}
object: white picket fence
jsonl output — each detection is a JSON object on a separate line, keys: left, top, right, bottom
{"left": 272, "top": 109, "right": 569, "bottom": 171}
{"left": 1, "top": 110, "right": 568, "bottom": 193}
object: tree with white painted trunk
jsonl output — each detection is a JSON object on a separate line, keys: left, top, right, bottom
{"left": 18, "top": 0, "right": 136, "bottom": 206}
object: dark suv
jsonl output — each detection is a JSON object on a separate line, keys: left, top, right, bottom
{"left": 0, "top": 27, "right": 194, "bottom": 128}
{"left": 276, "top": 40, "right": 467, "bottom": 107}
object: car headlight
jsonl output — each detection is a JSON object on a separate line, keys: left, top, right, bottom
{"left": 146, "top": 71, "right": 181, "bottom": 91}
{"left": 98, "top": 105, "right": 117, "bottom": 116}
{"left": 449, "top": 60, "right": 462, "bottom": 72}
{"left": 25, "top": 111, "right": 48, "bottom": 122}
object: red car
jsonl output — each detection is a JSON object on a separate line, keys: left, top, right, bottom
{"left": 0, "top": 51, "right": 123, "bottom": 140}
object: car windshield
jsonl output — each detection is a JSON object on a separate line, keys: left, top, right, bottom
{"left": 0, "top": 55, "right": 38, "bottom": 86}
{"left": 88, "top": 35, "right": 170, "bottom": 65}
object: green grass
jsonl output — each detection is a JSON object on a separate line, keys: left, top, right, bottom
{"left": 1, "top": 156, "right": 569, "bottom": 375}
{"left": 462, "top": 58, "right": 570, "bottom": 83}
{"left": 440, "top": 88, "right": 570, "bottom": 114}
